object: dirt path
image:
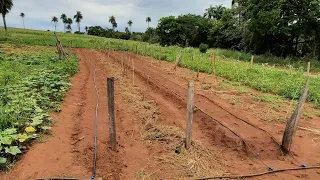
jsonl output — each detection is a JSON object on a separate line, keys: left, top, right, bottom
{"left": 1, "top": 49, "right": 320, "bottom": 180}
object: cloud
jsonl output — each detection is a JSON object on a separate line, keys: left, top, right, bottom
{"left": 2, "top": 0, "right": 231, "bottom": 32}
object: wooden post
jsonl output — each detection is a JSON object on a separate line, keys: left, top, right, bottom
{"left": 307, "top": 62, "right": 311, "bottom": 76}
{"left": 58, "top": 43, "right": 62, "bottom": 60}
{"left": 185, "top": 80, "right": 194, "bottom": 150}
{"left": 121, "top": 53, "right": 124, "bottom": 74}
{"left": 145, "top": 44, "right": 147, "bottom": 56}
{"left": 197, "top": 55, "right": 200, "bottom": 79}
{"left": 212, "top": 53, "right": 216, "bottom": 76}
{"left": 173, "top": 51, "right": 182, "bottom": 71}
{"left": 107, "top": 78, "right": 116, "bottom": 151}
{"left": 281, "top": 62, "right": 310, "bottom": 154}
{"left": 250, "top": 55, "right": 254, "bottom": 68}
{"left": 108, "top": 40, "right": 110, "bottom": 58}
{"left": 132, "top": 57, "right": 135, "bottom": 86}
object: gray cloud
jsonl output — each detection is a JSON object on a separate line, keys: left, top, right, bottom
{"left": 3, "top": 0, "right": 231, "bottom": 32}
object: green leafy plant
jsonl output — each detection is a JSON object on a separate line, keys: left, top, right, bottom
{"left": 199, "top": 43, "right": 209, "bottom": 53}
{"left": 0, "top": 44, "right": 78, "bottom": 168}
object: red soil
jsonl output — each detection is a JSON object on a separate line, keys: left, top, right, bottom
{"left": 1, "top": 49, "right": 319, "bottom": 180}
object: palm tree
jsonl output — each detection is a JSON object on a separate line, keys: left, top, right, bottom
{"left": 214, "top": 5, "right": 226, "bottom": 20}
{"left": 125, "top": 27, "right": 130, "bottom": 34}
{"left": 66, "top": 24, "right": 72, "bottom": 32}
{"left": 20, "top": 12, "right": 25, "bottom": 29}
{"left": 60, "top": 13, "right": 67, "bottom": 32}
{"left": 204, "top": 5, "right": 226, "bottom": 20}
{"left": 146, "top": 17, "right": 151, "bottom": 28}
{"left": 0, "top": 0, "right": 13, "bottom": 32}
{"left": 67, "top": 18, "right": 73, "bottom": 32}
{"left": 85, "top": 26, "right": 88, "bottom": 34}
{"left": 73, "top": 11, "right": 83, "bottom": 32}
{"left": 51, "top": 16, "right": 58, "bottom": 32}
{"left": 128, "top": 20, "right": 133, "bottom": 32}
{"left": 109, "top": 15, "right": 117, "bottom": 30}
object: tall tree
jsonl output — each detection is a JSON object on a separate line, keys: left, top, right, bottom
{"left": 204, "top": 5, "right": 226, "bottom": 20}
{"left": 128, "top": 20, "right": 133, "bottom": 32}
{"left": 60, "top": 13, "right": 67, "bottom": 32}
{"left": 109, "top": 15, "right": 117, "bottom": 30}
{"left": 85, "top": 26, "right": 88, "bottom": 34}
{"left": 0, "top": 0, "right": 13, "bottom": 32}
{"left": 74, "top": 11, "right": 83, "bottom": 32}
{"left": 51, "top": 16, "right": 58, "bottom": 32}
{"left": 20, "top": 12, "right": 25, "bottom": 29}
{"left": 66, "top": 24, "right": 72, "bottom": 32}
{"left": 146, "top": 17, "right": 151, "bottom": 28}
{"left": 125, "top": 27, "right": 130, "bottom": 34}
{"left": 66, "top": 18, "right": 73, "bottom": 32}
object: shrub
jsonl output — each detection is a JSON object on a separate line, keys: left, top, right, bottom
{"left": 199, "top": 43, "right": 209, "bottom": 53}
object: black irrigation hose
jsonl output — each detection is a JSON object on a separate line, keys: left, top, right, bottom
{"left": 34, "top": 178, "right": 91, "bottom": 180}
{"left": 192, "top": 165, "right": 320, "bottom": 180}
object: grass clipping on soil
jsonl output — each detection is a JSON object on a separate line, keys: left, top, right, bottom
{"left": 116, "top": 71, "right": 224, "bottom": 179}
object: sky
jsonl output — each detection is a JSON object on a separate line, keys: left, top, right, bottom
{"left": 3, "top": 0, "right": 232, "bottom": 33}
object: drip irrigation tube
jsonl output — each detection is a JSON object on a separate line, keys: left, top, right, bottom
{"left": 34, "top": 178, "right": 91, "bottom": 180}
{"left": 192, "top": 165, "right": 320, "bottom": 180}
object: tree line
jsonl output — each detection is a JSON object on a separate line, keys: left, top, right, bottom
{"left": 2, "top": 0, "right": 320, "bottom": 60}
{"left": 155, "top": 1, "right": 320, "bottom": 60}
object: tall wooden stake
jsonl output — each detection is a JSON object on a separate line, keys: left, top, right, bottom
{"left": 107, "top": 78, "right": 116, "bottom": 151}
{"left": 281, "top": 62, "right": 310, "bottom": 154}
{"left": 132, "top": 57, "right": 135, "bottom": 86}
{"left": 212, "top": 53, "right": 216, "bottom": 76}
{"left": 108, "top": 40, "right": 110, "bottom": 58}
{"left": 250, "top": 56, "right": 254, "bottom": 68}
{"left": 185, "top": 80, "right": 195, "bottom": 150}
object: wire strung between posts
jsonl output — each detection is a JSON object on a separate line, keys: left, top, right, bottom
{"left": 192, "top": 165, "right": 320, "bottom": 180}
{"left": 90, "top": 58, "right": 100, "bottom": 179}
{"left": 118, "top": 51, "right": 303, "bottom": 166}
{"left": 108, "top": 52, "right": 271, "bottom": 169}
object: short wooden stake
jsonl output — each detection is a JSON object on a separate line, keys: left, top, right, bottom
{"left": 173, "top": 51, "right": 182, "bottom": 71}
{"left": 196, "top": 55, "right": 200, "bottom": 79}
{"left": 281, "top": 62, "right": 310, "bottom": 154}
{"left": 250, "top": 55, "right": 254, "bottom": 68}
{"left": 121, "top": 53, "right": 124, "bottom": 74}
{"left": 185, "top": 80, "right": 195, "bottom": 150}
{"left": 107, "top": 78, "right": 116, "bottom": 151}
{"left": 58, "top": 46, "right": 62, "bottom": 60}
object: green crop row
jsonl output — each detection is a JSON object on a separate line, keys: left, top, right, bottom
{"left": 1, "top": 28, "right": 319, "bottom": 108}
{"left": 0, "top": 44, "right": 78, "bottom": 168}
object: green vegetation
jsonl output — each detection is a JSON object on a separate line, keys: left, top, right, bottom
{"left": 199, "top": 43, "right": 209, "bottom": 53}
{"left": 1, "top": 28, "right": 320, "bottom": 110}
{"left": 0, "top": 43, "right": 78, "bottom": 168}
